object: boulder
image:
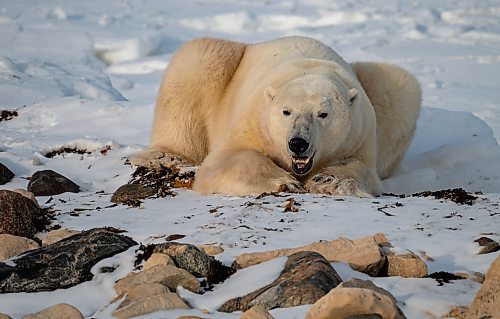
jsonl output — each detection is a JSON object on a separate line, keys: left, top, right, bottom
{"left": 219, "top": 251, "right": 342, "bottom": 312}
{"left": 21, "top": 304, "right": 83, "bottom": 319}
{"left": 198, "top": 244, "right": 224, "bottom": 256}
{"left": 27, "top": 170, "right": 80, "bottom": 196}
{"left": 12, "top": 189, "right": 39, "bottom": 208}
{"left": 0, "top": 234, "right": 39, "bottom": 261}
{"left": 0, "top": 163, "right": 14, "bottom": 185}
{"left": 42, "top": 229, "right": 80, "bottom": 246}
{"left": 382, "top": 252, "right": 428, "bottom": 278}
{"left": 111, "top": 184, "right": 156, "bottom": 204}
{"left": 465, "top": 256, "right": 500, "bottom": 318}
{"left": 154, "top": 242, "right": 212, "bottom": 277}
{"left": 233, "top": 236, "right": 384, "bottom": 276}
{"left": 112, "top": 284, "right": 189, "bottom": 319}
{"left": 115, "top": 264, "right": 200, "bottom": 294}
{"left": 305, "top": 283, "right": 406, "bottom": 319}
{"left": 0, "top": 228, "right": 137, "bottom": 293}
{"left": 144, "top": 253, "right": 175, "bottom": 270}
{"left": 0, "top": 313, "right": 12, "bottom": 319}
{"left": 240, "top": 305, "right": 275, "bottom": 319}
{"left": 0, "top": 190, "right": 40, "bottom": 239}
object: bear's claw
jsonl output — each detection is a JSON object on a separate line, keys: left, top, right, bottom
{"left": 306, "top": 174, "right": 372, "bottom": 198}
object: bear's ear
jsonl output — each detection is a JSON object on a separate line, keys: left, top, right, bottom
{"left": 264, "top": 86, "right": 277, "bottom": 104}
{"left": 348, "top": 88, "right": 359, "bottom": 106}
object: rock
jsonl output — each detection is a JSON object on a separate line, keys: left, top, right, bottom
{"left": 219, "top": 251, "right": 342, "bottom": 312}
{"left": 115, "top": 264, "right": 200, "bottom": 294}
{"left": 111, "top": 184, "right": 156, "bottom": 204}
{"left": 306, "top": 286, "right": 406, "bottom": 319}
{"left": 338, "top": 278, "right": 398, "bottom": 305}
{"left": 454, "top": 271, "right": 485, "bottom": 284}
{"left": 373, "top": 233, "right": 392, "bottom": 247}
{"left": 240, "top": 305, "right": 275, "bottom": 319}
{"left": 0, "top": 234, "right": 39, "bottom": 261}
{"left": 12, "top": 189, "right": 39, "bottom": 208}
{"left": 0, "top": 313, "right": 12, "bottom": 319}
{"left": 21, "top": 303, "right": 83, "bottom": 319}
{"left": 0, "top": 163, "right": 14, "bottom": 185}
{"left": 27, "top": 170, "right": 80, "bottom": 196}
{"left": 0, "top": 190, "right": 40, "bottom": 239}
{"left": 154, "top": 242, "right": 236, "bottom": 285}
{"left": 233, "top": 235, "right": 384, "bottom": 276}
{"left": 0, "top": 228, "right": 137, "bottom": 293}
{"left": 112, "top": 284, "right": 189, "bottom": 319}
{"left": 380, "top": 251, "right": 428, "bottom": 278}
{"left": 465, "top": 256, "right": 500, "bottom": 318}
{"left": 154, "top": 242, "right": 212, "bottom": 277}
{"left": 144, "top": 253, "right": 175, "bottom": 270}
{"left": 445, "top": 306, "right": 469, "bottom": 319}
{"left": 478, "top": 241, "right": 500, "bottom": 254}
{"left": 198, "top": 244, "right": 224, "bottom": 256}
{"left": 42, "top": 229, "right": 80, "bottom": 246}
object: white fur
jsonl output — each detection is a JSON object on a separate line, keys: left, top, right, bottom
{"left": 133, "top": 36, "right": 421, "bottom": 197}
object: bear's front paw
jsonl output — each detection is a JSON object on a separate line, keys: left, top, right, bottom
{"left": 306, "top": 174, "right": 373, "bottom": 197}
{"left": 271, "top": 177, "right": 306, "bottom": 194}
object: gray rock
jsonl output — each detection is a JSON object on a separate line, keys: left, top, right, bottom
{"left": 219, "top": 251, "right": 342, "bottom": 312}
{"left": 0, "top": 190, "right": 40, "bottom": 238}
{"left": 154, "top": 242, "right": 212, "bottom": 277}
{"left": 27, "top": 170, "right": 80, "bottom": 196}
{"left": 153, "top": 242, "right": 236, "bottom": 285}
{"left": 111, "top": 184, "right": 156, "bottom": 204}
{"left": 0, "top": 163, "right": 14, "bottom": 185}
{"left": 0, "top": 228, "right": 137, "bottom": 293}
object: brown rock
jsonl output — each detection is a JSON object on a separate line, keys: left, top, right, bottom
{"left": 219, "top": 251, "right": 342, "bottom": 312}
{"left": 113, "top": 283, "right": 170, "bottom": 309}
{"left": 445, "top": 306, "right": 469, "bottom": 319}
{"left": 27, "top": 170, "right": 80, "bottom": 196}
{"left": 154, "top": 242, "right": 212, "bottom": 277}
{"left": 0, "top": 313, "right": 12, "bottom": 319}
{"left": 13, "top": 189, "right": 39, "bottom": 208}
{"left": 0, "top": 190, "right": 40, "bottom": 239}
{"left": 198, "top": 244, "right": 224, "bottom": 256}
{"left": 338, "top": 278, "right": 398, "bottom": 305}
{"left": 240, "top": 305, "right": 275, "bottom": 319}
{"left": 0, "top": 234, "right": 39, "bottom": 261}
{"left": 115, "top": 264, "right": 200, "bottom": 294}
{"left": 305, "top": 287, "right": 405, "bottom": 319}
{"left": 144, "top": 253, "right": 175, "bottom": 270}
{"left": 382, "top": 252, "right": 428, "bottom": 278}
{"left": 113, "top": 290, "right": 189, "bottom": 319}
{"left": 465, "top": 256, "right": 500, "bottom": 318}
{"left": 373, "top": 233, "right": 392, "bottom": 247}
{"left": 21, "top": 303, "right": 83, "bottom": 319}
{"left": 233, "top": 236, "right": 384, "bottom": 276}
{"left": 42, "top": 229, "right": 80, "bottom": 246}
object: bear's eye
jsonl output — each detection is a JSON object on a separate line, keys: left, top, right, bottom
{"left": 318, "top": 112, "right": 328, "bottom": 119}
{"left": 283, "top": 110, "right": 291, "bottom": 116}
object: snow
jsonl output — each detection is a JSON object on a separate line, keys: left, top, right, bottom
{"left": 0, "top": 1, "right": 499, "bottom": 318}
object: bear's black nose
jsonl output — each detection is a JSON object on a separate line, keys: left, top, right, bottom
{"left": 289, "top": 137, "right": 309, "bottom": 155}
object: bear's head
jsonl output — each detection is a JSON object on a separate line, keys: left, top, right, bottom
{"left": 264, "top": 74, "right": 360, "bottom": 177}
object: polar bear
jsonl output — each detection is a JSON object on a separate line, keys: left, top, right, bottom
{"left": 132, "top": 36, "right": 421, "bottom": 197}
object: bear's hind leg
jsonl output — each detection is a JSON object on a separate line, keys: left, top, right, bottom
{"left": 351, "top": 62, "right": 422, "bottom": 179}
{"left": 194, "top": 149, "right": 304, "bottom": 196}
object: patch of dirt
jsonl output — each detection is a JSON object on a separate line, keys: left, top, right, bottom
{"left": 44, "top": 145, "right": 112, "bottom": 158}
{"left": 0, "top": 109, "right": 18, "bottom": 122}
{"left": 426, "top": 271, "right": 465, "bottom": 286}
{"left": 413, "top": 188, "right": 478, "bottom": 205}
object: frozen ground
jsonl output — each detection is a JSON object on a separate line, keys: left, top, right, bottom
{"left": 0, "top": 1, "right": 499, "bottom": 318}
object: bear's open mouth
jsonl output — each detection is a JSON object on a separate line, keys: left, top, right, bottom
{"left": 291, "top": 154, "right": 314, "bottom": 175}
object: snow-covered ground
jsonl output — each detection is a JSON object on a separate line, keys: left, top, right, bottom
{"left": 0, "top": 1, "right": 499, "bottom": 318}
